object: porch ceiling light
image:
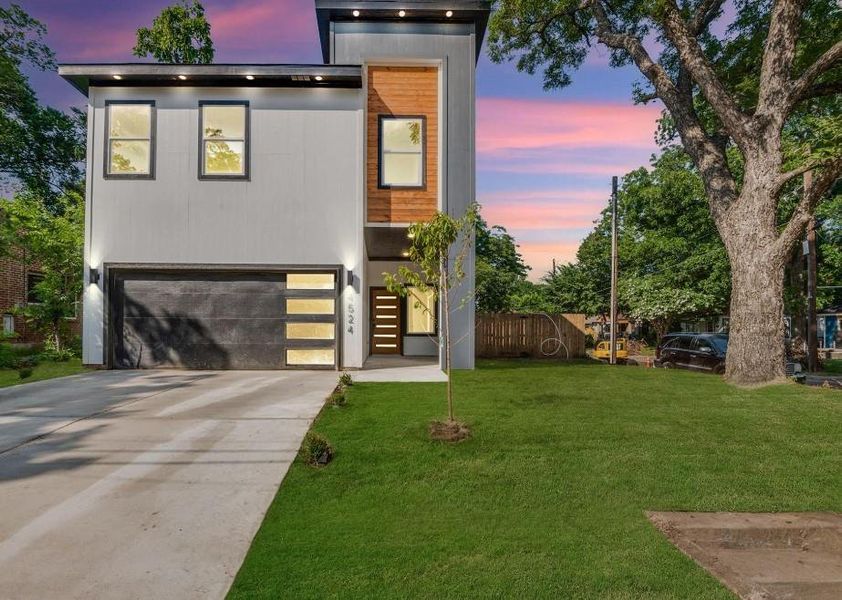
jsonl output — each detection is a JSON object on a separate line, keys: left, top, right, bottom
{"left": 401, "top": 250, "right": 410, "bottom": 257}
{"left": 315, "top": 75, "right": 324, "bottom": 81}
{"left": 112, "top": 74, "right": 122, "bottom": 80}
{"left": 398, "top": 10, "right": 406, "bottom": 17}
{"left": 245, "top": 75, "right": 255, "bottom": 80}
{"left": 446, "top": 10, "right": 453, "bottom": 17}
{"left": 352, "top": 9, "right": 360, "bottom": 17}
{"left": 177, "top": 74, "right": 188, "bottom": 80}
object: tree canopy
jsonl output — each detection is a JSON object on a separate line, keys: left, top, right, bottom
{"left": 0, "top": 4, "right": 85, "bottom": 205}
{"left": 134, "top": 0, "right": 214, "bottom": 64}
{"left": 475, "top": 216, "right": 531, "bottom": 312}
{"left": 489, "top": 0, "right": 842, "bottom": 383}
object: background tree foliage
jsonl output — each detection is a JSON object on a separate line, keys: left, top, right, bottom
{"left": 542, "top": 147, "right": 730, "bottom": 331}
{"left": 133, "top": 0, "right": 214, "bottom": 64}
{"left": 488, "top": 0, "right": 842, "bottom": 383}
{"left": 0, "top": 4, "right": 85, "bottom": 206}
{"left": 0, "top": 187, "right": 84, "bottom": 351}
{"left": 474, "top": 216, "right": 531, "bottom": 312}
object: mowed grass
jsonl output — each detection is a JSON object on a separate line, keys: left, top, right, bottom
{"left": 229, "top": 361, "right": 842, "bottom": 599}
{"left": 0, "top": 358, "right": 86, "bottom": 388}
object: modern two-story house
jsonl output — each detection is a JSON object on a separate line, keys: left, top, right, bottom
{"left": 59, "top": 0, "right": 489, "bottom": 371}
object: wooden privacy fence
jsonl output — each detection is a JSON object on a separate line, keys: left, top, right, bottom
{"left": 476, "top": 313, "right": 587, "bottom": 359}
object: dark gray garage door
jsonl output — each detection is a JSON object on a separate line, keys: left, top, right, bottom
{"left": 109, "top": 270, "right": 338, "bottom": 369}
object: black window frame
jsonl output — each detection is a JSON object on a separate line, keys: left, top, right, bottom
{"left": 103, "top": 100, "right": 156, "bottom": 180}
{"left": 26, "top": 271, "right": 45, "bottom": 305}
{"left": 378, "top": 114, "right": 427, "bottom": 190}
{"left": 198, "top": 100, "right": 251, "bottom": 181}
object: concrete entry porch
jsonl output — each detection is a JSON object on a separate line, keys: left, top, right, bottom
{"left": 356, "top": 355, "right": 446, "bottom": 383}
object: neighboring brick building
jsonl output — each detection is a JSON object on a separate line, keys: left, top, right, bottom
{"left": 1, "top": 251, "right": 80, "bottom": 345}
{"left": 0, "top": 251, "right": 42, "bottom": 344}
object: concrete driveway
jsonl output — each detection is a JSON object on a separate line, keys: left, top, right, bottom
{"left": 0, "top": 369, "right": 336, "bottom": 599}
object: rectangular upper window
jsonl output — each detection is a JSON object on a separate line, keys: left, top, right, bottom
{"left": 200, "top": 102, "right": 249, "bottom": 179}
{"left": 3, "top": 314, "right": 13, "bottom": 334}
{"left": 379, "top": 116, "right": 425, "bottom": 188}
{"left": 105, "top": 101, "right": 155, "bottom": 178}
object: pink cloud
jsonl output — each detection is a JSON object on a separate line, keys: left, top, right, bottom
{"left": 518, "top": 241, "right": 583, "bottom": 280}
{"left": 477, "top": 98, "right": 662, "bottom": 155}
{"left": 481, "top": 202, "right": 603, "bottom": 231}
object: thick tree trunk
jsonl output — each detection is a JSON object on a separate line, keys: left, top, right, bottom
{"left": 719, "top": 182, "right": 788, "bottom": 385}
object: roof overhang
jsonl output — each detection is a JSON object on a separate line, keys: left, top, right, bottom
{"left": 58, "top": 63, "right": 363, "bottom": 96}
{"left": 315, "top": 1, "right": 491, "bottom": 63}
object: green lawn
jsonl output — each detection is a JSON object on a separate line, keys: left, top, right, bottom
{"left": 230, "top": 361, "right": 842, "bottom": 599}
{"left": 0, "top": 358, "right": 87, "bottom": 388}
{"left": 824, "top": 359, "right": 842, "bottom": 374}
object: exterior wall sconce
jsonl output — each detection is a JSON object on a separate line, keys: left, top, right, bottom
{"left": 89, "top": 267, "right": 101, "bottom": 285}
{"left": 346, "top": 269, "right": 355, "bottom": 287}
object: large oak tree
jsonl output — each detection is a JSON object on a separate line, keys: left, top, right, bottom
{"left": 489, "top": 0, "right": 841, "bottom": 384}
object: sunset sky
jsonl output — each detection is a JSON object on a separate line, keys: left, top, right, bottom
{"left": 19, "top": 0, "right": 663, "bottom": 279}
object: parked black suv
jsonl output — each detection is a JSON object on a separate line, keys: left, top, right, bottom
{"left": 655, "top": 333, "right": 728, "bottom": 374}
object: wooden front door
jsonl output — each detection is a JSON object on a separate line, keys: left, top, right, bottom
{"left": 370, "top": 287, "right": 401, "bottom": 354}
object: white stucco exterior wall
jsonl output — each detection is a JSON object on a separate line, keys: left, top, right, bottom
{"left": 82, "top": 86, "right": 365, "bottom": 368}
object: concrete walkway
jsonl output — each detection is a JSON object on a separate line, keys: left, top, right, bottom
{"left": 0, "top": 369, "right": 335, "bottom": 600}
{"left": 356, "top": 356, "right": 447, "bottom": 383}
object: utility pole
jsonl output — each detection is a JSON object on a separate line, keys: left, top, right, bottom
{"left": 805, "top": 170, "right": 818, "bottom": 372}
{"left": 609, "top": 176, "right": 619, "bottom": 365}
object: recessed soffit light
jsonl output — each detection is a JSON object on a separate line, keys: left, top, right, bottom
{"left": 177, "top": 74, "right": 188, "bottom": 80}
{"left": 352, "top": 10, "right": 360, "bottom": 17}
{"left": 112, "top": 74, "right": 122, "bottom": 80}
{"left": 245, "top": 75, "right": 255, "bottom": 80}
{"left": 398, "top": 10, "right": 406, "bottom": 17}
{"left": 446, "top": 10, "right": 453, "bottom": 17}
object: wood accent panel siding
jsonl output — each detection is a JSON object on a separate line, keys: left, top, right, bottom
{"left": 367, "top": 66, "right": 438, "bottom": 223}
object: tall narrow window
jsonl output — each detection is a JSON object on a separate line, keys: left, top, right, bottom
{"left": 379, "top": 116, "right": 425, "bottom": 188}
{"left": 406, "top": 286, "right": 436, "bottom": 335}
{"left": 200, "top": 102, "right": 249, "bottom": 179}
{"left": 3, "top": 314, "right": 13, "bottom": 334}
{"left": 105, "top": 102, "right": 154, "bottom": 178}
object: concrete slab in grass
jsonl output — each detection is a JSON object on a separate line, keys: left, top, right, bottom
{"left": 648, "top": 511, "right": 842, "bottom": 600}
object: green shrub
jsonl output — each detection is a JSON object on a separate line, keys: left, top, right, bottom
{"left": 0, "top": 343, "right": 16, "bottom": 369}
{"left": 300, "top": 432, "right": 333, "bottom": 466}
{"left": 328, "top": 389, "right": 347, "bottom": 407}
{"left": 13, "top": 355, "right": 39, "bottom": 370}
{"left": 39, "top": 347, "right": 74, "bottom": 362}
{"left": 18, "top": 367, "right": 33, "bottom": 379}
{"left": 338, "top": 372, "right": 353, "bottom": 388}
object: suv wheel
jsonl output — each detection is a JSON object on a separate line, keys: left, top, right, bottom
{"left": 662, "top": 361, "right": 675, "bottom": 369}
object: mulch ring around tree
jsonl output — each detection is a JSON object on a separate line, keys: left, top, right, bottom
{"left": 429, "top": 419, "right": 471, "bottom": 442}
{"left": 647, "top": 511, "right": 842, "bottom": 600}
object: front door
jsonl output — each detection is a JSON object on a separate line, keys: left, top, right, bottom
{"left": 370, "top": 287, "right": 401, "bottom": 354}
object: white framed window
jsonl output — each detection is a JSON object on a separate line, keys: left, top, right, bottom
{"left": 105, "top": 101, "right": 155, "bottom": 178}
{"left": 406, "top": 286, "right": 436, "bottom": 335}
{"left": 3, "top": 314, "right": 13, "bottom": 334}
{"left": 379, "top": 115, "right": 425, "bottom": 188}
{"left": 199, "top": 101, "right": 249, "bottom": 178}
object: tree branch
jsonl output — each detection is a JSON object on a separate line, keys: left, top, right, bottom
{"left": 584, "top": 0, "right": 738, "bottom": 218}
{"left": 659, "top": 1, "right": 753, "bottom": 149}
{"left": 688, "top": 0, "right": 726, "bottom": 35}
{"left": 789, "top": 39, "right": 842, "bottom": 108}
{"left": 756, "top": 0, "right": 806, "bottom": 117}
{"left": 774, "top": 157, "right": 842, "bottom": 261}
